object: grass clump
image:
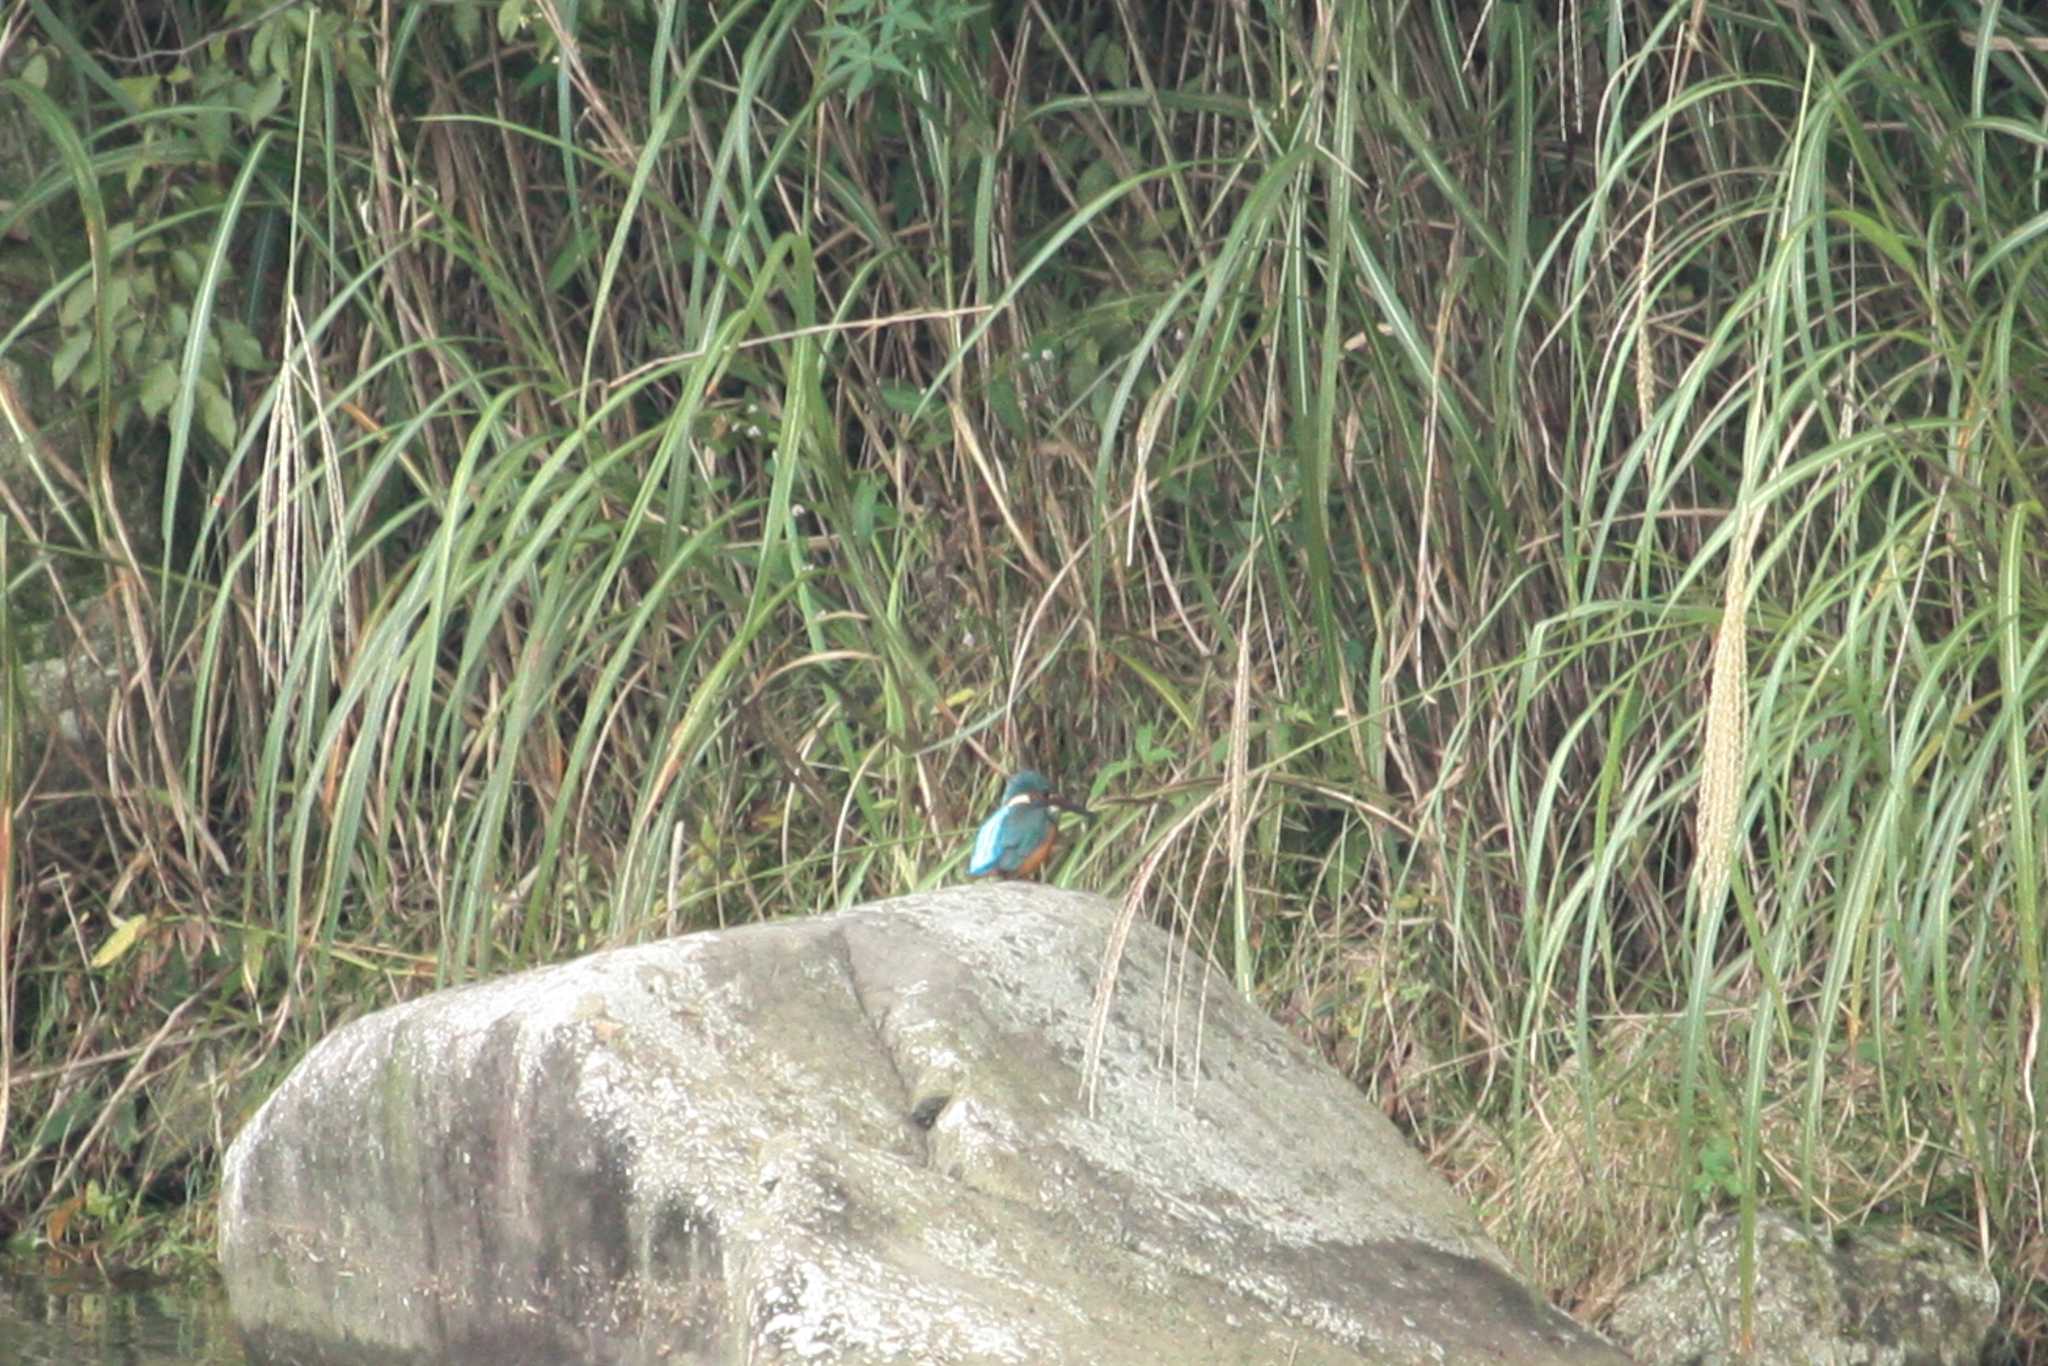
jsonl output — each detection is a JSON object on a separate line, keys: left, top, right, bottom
{"left": 1, "top": 0, "right": 2044, "bottom": 1352}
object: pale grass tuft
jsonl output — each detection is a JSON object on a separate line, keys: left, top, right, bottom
{"left": 1692, "top": 538, "right": 1750, "bottom": 917}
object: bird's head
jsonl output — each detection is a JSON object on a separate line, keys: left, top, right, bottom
{"left": 1000, "top": 770, "right": 1089, "bottom": 817}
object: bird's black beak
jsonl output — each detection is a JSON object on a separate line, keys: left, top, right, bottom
{"left": 1048, "top": 793, "right": 1092, "bottom": 820}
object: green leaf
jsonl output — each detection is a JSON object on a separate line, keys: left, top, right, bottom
{"left": 218, "top": 318, "right": 267, "bottom": 369}
{"left": 102, "top": 271, "right": 131, "bottom": 320}
{"left": 244, "top": 74, "right": 285, "bottom": 126}
{"left": 108, "top": 1096, "right": 140, "bottom": 1148}
{"left": 199, "top": 380, "right": 237, "bottom": 448}
{"left": 139, "top": 360, "right": 179, "bottom": 420}
{"left": 248, "top": 16, "right": 273, "bottom": 74}
{"left": 988, "top": 374, "right": 1026, "bottom": 439}
{"left": 1076, "top": 158, "right": 1117, "bottom": 204}
{"left": 34, "top": 1092, "right": 95, "bottom": 1149}
{"left": 51, "top": 330, "right": 90, "bottom": 389}
{"left": 547, "top": 228, "right": 599, "bottom": 291}
{"left": 59, "top": 278, "right": 95, "bottom": 328}
{"left": 90, "top": 912, "right": 151, "bottom": 968}
{"left": 267, "top": 17, "right": 295, "bottom": 75}
{"left": 198, "top": 107, "right": 230, "bottom": 161}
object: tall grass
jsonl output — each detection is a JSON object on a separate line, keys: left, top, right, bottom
{"left": 2, "top": 0, "right": 2043, "bottom": 1348}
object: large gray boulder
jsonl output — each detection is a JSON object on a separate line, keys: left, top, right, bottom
{"left": 219, "top": 885, "right": 1625, "bottom": 1364}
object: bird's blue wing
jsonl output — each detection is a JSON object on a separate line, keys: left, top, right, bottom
{"left": 968, "top": 810, "right": 1009, "bottom": 875}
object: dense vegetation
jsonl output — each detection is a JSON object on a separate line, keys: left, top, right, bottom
{"left": 3, "top": 0, "right": 2044, "bottom": 1351}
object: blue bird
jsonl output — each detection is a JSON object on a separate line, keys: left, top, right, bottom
{"left": 967, "top": 771, "right": 1089, "bottom": 879}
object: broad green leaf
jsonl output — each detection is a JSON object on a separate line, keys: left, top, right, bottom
{"left": 199, "top": 380, "right": 237, "bottom": 447}
{"left": 51, "top": 329, "right": 90, "bottom": 388}
{"left": 59, "top": 278, "right": 95, "bottom": 328}
{"left": 244, "top": 73, "right": 285, "bottom": 126}
{"left": 218, "top": 318, "right": 266, "bottom": 369}
{"left": 139, "top": 359, "right": 178, "bottom": 419}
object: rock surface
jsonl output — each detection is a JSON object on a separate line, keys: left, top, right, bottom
{"left": 219, "top": 885, "right": 1626, "bottom": 1364}
{"left": 1609, "top": 1210, "right": 1998, "bottom": 1365}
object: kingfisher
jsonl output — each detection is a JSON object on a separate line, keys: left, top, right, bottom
{"left": 967, "top": 770, "right": 1089, "bottom": 879}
